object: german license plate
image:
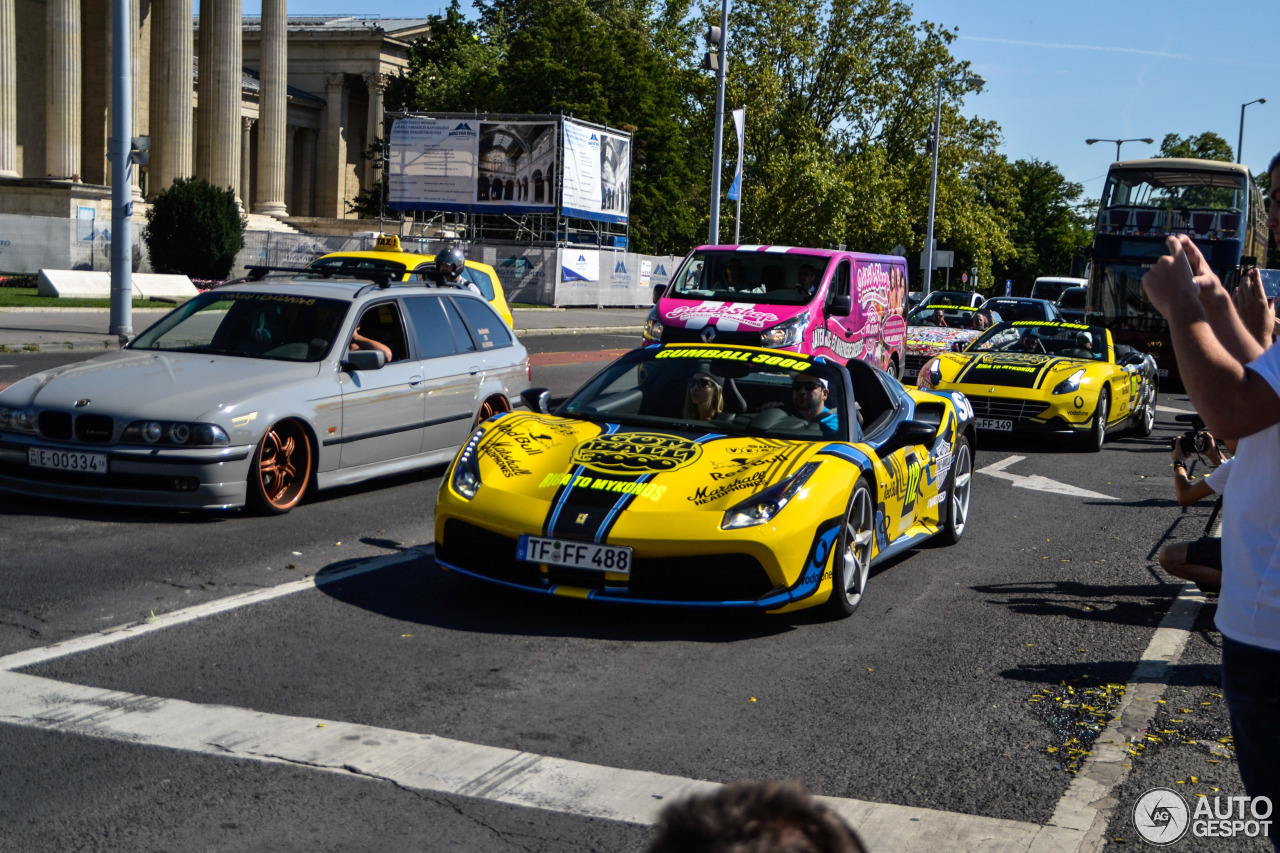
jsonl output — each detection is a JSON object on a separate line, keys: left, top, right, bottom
{"left": 28, "top": 447, "right": 108, "bottom": 474}
{"left": 517, "top": 535, "right": 632, "bottom": 574}
{"left": 976, "top": 418, "right": 1013, "bottom": 432}
{"left": 902, "top": 367, "right": 919, "bottom": 379}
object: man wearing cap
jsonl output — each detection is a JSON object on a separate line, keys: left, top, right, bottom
{"left": 1074, "top": 331, "right": 1096, "bottom": 358}
{"left": 764, "top": 374, "right": 840, "bottom": 436}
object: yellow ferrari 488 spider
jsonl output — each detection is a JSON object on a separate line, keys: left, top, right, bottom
{"left": 435, "top": 343, "right": 977, "bottom": 617}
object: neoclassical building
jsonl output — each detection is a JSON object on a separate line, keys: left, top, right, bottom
{"left": 0, "top": 2, "right": 431, "bottom": 220}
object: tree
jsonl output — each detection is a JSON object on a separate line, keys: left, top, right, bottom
{"left": 990, "top": 159, "right": 1092, "bottom": 290}
{"left": 1158, "top": 131, "right": 1234, "bottom": 162}
{"left": 143, "top": 178, "right": 245, "bottom": 280}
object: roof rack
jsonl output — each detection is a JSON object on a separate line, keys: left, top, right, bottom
{"left": 238, "top": 265, "right": 396, "bottom": 287}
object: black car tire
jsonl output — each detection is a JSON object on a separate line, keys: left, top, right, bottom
{"left": 937, "top": 436, "right": 972, "bottom": 545}
{"left": 1084, "top": 389, "right": 1109, "bottom": 452}
{"left": 826, "top": 477, "right": 874, "bottom": 618}
{"left": 248, "top": 419, "right": 313, "bottom": 514}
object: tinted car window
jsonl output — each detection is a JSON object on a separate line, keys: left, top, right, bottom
{"left": 440, "top": 298, "right": 478, "bottom": 353}
{"left": 450, "top": 296, "right": 512, "bottom": 350}
{"left": 403, "top": 296, "right": 462, "bottom": 359}
{"left": 465, "top": 267, "right": 497, "bottom": 300}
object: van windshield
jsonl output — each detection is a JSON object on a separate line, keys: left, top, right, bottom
{"left": 667, "top": 250, "right": 830, "bottom": 306}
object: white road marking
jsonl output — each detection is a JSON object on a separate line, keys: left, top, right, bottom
{"left": 0, "top": 669, "right": 1072, "bottom": 851}
{"left": 1156, "top": 405, "right": 1193, "bottom": 415}
{"left": 977, "top": 455, "right": 1117, "bottom": 501}
{"left": 0, "top": 548, "right": 1205, "bottom": 852}
{"left": 1045, "top": 584, "right": 1205, "bottom": 848}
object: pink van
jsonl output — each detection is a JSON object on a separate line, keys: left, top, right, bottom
{"left": 643, "top": 245, "right": 910, "bottom": 379}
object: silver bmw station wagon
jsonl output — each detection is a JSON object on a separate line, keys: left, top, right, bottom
{"left": 0, "top": 277, "right": 529, "bottom": 513}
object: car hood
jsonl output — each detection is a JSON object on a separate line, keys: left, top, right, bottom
{"left": 905, "top": 327, "right": 981, "bottom": 356}
{"left": 472, "top": 412, "right": 820, "bottom": 515}
{"left": 1, "top": 350, "right": 324, "bottom": 419}
{"left": 942, "top": 351, "right": 1088, "bottom": 390}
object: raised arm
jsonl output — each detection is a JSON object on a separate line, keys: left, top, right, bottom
{"left": 1142, "top": 236, "right": 1280, "bottom": 439}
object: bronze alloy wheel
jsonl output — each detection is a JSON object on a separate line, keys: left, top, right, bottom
{"left": 249, "top": 420, "right": 313, "bottom": 514}
{"left": 474, "top": 395, "right": 510, "bottom": 428}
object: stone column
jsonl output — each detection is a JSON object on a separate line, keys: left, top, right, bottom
{"left": 195, "top": 0, "right": 242, "bottom": 193}
{"left": 240, "top": 116, "right": 254, "bottom": 208}
{"left": 0, "top": 0, "right": 17, "bottom": 178}
{"left": 148, "top": 0, "right": 194, "bottom": 195}
{"left": 319, "top": 72, "right": 347, "bottom": 217}
{"left": 129, "top": 0, "right": 143, "bottom": 200}
{"left": 362, "top": 71, "right": 384, "bottom": 191}
{"left": 253, "top": 0, "right": 287, "bottom": 216}
{"left": 45, "top": 0, "right": 81, "bottom": 179}
{"left": 295, "top": 126, "right": 315, "bottom": 217}
{"left": 283, "top": 123, "right": 297, "bottom": 212}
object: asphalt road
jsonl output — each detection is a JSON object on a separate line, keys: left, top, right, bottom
{"left": 0, "top": 336, "right": 1267, "bottom": 852}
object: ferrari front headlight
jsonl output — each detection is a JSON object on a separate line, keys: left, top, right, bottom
{"left": 721, "top": 462, "right": 821, "bottom": 529}
{"left": 450, "top": 430, "right": 484, "bottom": 499}
{"left": 919, "top": 358, "right": 942, "bottom": 389}
{"left": 1052, "top": 368, "right": 1086, "bottom": 395}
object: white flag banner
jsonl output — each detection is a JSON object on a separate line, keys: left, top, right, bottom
{"left": 727, "top": 108, "right": 745, "bottom": 201}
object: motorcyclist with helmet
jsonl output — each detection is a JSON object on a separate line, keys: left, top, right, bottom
{"left": 434, "top": 246, "right": 482, "bottom": 296}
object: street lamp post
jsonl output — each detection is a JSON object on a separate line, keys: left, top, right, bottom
{"left": 1238, "top": 98, "right": 1266, "bottom": 164}
{"left": 1085, "top": 137, "right": 1155, "bottom": 162}
{"left": 924, "top": 74, "right": 984, "bottom": 295}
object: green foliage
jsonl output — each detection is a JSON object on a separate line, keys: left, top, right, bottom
{"left": 990, "top": 159, "right": 1092, "bottom": 291}
{"left": 143, "top": 178, "right": 246, "bottom": 280}
{"left": 1158, "top": 131, "right": 1234, "bottom": 163}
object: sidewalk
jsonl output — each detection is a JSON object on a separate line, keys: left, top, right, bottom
{"left": 0, "top": 305, "right": 651, "bottom": 353}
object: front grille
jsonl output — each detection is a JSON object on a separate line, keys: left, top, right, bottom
{"left": 38, "top": 411, "right": 72, "bottom": 440}
{"left": 904, "top": 353, "right": 929, "bottom": 372}
{"left": 965, "top": 395, "right": 1047, "bottom": 421}
{"left": 75, "top": 414, "right": 115, "bottom": 443}
{"left": 440, "top": 519, "right": 775, "bottom": 602}
{"left": 662, "top": 326, "right": 763, "bottom": 347}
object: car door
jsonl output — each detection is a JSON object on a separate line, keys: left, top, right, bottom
{"left": 402, "top": 295, "right": 482, "bottom": 454}
{"left": 338, "top": 300, "right": 427, "bottom": 469}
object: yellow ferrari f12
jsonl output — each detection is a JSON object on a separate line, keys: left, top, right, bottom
{"left": 435, "top": 343, "right": 977, "bottom": 617}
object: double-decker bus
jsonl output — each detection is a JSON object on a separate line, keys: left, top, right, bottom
{"left": 1087, "top": 158, "right": 1268, "bottom": 386}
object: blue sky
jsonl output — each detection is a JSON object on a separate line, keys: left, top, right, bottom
{"left": 253, "top": 0, "right": 1278, "bottom": 201}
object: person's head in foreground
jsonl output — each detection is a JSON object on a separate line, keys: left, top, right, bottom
{"left": 646, "top": 779, "right": 869, "bottom": 853}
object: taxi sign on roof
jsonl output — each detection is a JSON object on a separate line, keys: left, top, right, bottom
{"left": 374, "top": 234, "right": 402, "bottom": 252}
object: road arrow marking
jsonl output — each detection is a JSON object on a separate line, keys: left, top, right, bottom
{"left": 977, "top": 455, "right": 1117, "bottom": 500}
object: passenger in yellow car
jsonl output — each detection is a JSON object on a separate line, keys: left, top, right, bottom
{"left": 683, "top": 366, "right": 724, "bottom": 420}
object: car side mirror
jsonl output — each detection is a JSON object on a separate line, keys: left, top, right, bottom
{"left": 826, "top": 294, "right": 851, "bottom": 317}
{"left": 343, "top": 350, "right": 386, "bottom": 371}
{"left": 893, "top": 418, "right": 937, "bottom": 445}
{"left": 652, "top": 284, "right": 667, "bottom": 304}
{"left": 520, "top": 387, "right": 552, "bottom": 414}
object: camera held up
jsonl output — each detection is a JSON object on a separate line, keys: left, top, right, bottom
{"left": 1173, "top": 412, "right": 1210, "bottom": 455}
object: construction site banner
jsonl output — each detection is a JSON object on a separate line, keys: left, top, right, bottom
{"left": 560, "top": 119, "right": 631, "bottom": 225}
{"left": 387, "top": 118, "right": 559, "bottom": 214}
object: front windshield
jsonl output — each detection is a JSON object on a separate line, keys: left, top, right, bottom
{"left": 561, "top": 348, "right": 849, "bottom": 440}
{"left": 129, "top": 291, "right": 349, "bottom": 362}
{"left": 980, "top": 299, "right": 1047, "bottom": 322}
{"left": 907, "top": 304, "right": 993, "bottom": 330}
{"left": 923, "top": 291, "right": 973, "bottom": 307}
{"left": 970, "top": 321, "right": 1108, "bottom": 361}
{"left": 667, "top": 251, "right": 831, "bottom": 305}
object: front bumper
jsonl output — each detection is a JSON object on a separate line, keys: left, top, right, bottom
{"left": 0, "top": 434, "right": 255, "bottom": 510}
{"left": 434, "top": 513, "right": 842, "bottom": 612}
{"left": 959, "top": 392, "right": 1094, "bottom": 436}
